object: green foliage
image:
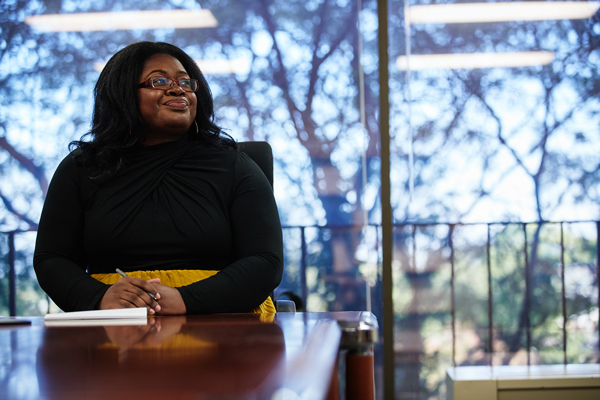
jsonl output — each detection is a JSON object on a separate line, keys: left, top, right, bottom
{"left": 0, "top": 232, "right": 46, "bottom": 316}
{"left": 394, "top": 221, "right": 598, "bottom": 397}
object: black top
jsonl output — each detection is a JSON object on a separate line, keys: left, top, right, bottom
{"left": 33, "top": 137, "right": 283, "bottom": 313}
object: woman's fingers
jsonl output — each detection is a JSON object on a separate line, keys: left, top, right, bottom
{"left": 151, "top": 283, "right": 186, "bottom": 316}
{"left": 118, "top": 286, "right": 154, "bottom": 311}
{"left": 127, "top": 277, "right": 161, "bottom": 301}
{"left": 120, "top": 277, "right": 162, "bottom": 313}
{"left": 100, "top": 277, "right": 161, "bottom": 313}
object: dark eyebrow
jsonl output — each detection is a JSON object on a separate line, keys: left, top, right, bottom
{"left": 144, "top": 69, "right": 190, "bottom": 79}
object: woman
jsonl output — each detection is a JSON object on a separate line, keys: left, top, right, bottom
{"left": 33, "top": 42, "right": 283, "bottom": 315}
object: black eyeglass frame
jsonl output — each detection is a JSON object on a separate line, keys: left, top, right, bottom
{"left": 138, "top": 76, "right": 199, "bottom": 92}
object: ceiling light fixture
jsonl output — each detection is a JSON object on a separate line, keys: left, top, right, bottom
{"left": 396, "top": 51, "right": 555, "bottom": 70}
{"left": 25, "top": 9, "right": 218, "bottom": 32}
{"left": 407, "top": 1, "right": 600, "bottom": 24}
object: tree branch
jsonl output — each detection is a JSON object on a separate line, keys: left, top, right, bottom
{"left": 459, "top": 76, "right": 531, "bottom": 176}
{"left": 0, "top": 188, "right": 38, "bottom": 230}
{"left": 0, "top": 136, "right": 48, "bottom": 197}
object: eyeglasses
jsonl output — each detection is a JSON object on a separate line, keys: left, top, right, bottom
{"left": 138, "top": 76, "right": 199, "bottom": 92}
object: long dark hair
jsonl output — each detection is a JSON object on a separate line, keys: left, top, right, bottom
{"left": 70, "top": 41, "right": 236, "bottom": 180}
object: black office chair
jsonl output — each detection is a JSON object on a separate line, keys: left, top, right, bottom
{"left": 238, "top": 141, "right": 296, "bottom": 313}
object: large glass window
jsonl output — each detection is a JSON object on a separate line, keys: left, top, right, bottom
{"left": 1, "top": 0, "right": 381, "bottom": 316}
{"left": 388, "top": 0, "right": 600, "bottom": 397}
{"left": 1, "top": 1, "right": 599, "bottom": 398}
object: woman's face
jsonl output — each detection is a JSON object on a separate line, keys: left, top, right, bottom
{"left": 138, "top": 54, "right": 197, "bottom": 146}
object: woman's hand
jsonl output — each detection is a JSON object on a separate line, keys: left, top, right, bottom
{"left": 99, "top": 276, "right": 161, "bottom": 314}
{"left": 147, "top": 278, "right": 186, "bottom": 315}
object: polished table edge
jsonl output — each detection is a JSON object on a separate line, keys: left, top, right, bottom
{"left": 279, "top": 318, "right": 342, "bottom": 398}
{"left": 2, "top": 312, "right": 380, "bottom": 400}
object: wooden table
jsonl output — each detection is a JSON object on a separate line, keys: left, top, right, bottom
{"left": 0, "top": 312, "right": 347, "bottom": 400}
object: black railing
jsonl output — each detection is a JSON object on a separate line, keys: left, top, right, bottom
{"left": 7, "top": 231, "right": 16, "bottom": 317}
{"left": 399, "top": 220, "right": 600, "bottom": 367}
{"left": 2, "top": 220, "right": 600, "bottom": 368}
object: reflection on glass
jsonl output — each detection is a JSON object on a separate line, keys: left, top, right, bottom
{"left": 397, "top": 51, "right": 554, "bottom": 70}
{"left": 3, "top": 0, "right": 381, "bottom": 322}
{"left": 393, "top": 2, "right": 600, "bottom": 390}
{"left": 25, "top": 9, "right": 218, "bottom": 32}
{"left": 407, "top": 1, "right": 600, "bottom": 24}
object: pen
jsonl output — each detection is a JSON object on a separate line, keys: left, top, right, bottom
{"left": 115, "top": 268, "right": 158, "bottom": 301}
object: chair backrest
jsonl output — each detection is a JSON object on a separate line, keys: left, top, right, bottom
{"left": 237, "top": 141, "right": 296, "bottom": 312}
{"left": 238, "top": 141, "right": 273, "bottom": 188}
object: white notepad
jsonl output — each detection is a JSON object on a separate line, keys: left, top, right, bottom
{"left": 44, "top": 318, "right": 148, "bottom": 327}
{"left": 44, "top": 307, "right": 147, "bottom": 321}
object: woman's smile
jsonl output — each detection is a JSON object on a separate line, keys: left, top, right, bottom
{"left": 164, "top": 98, "right": 188, "bottom": 109}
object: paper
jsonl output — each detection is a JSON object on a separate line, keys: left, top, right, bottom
{"left": 44, "top": 318, "right": 148, "bottom": 327}
{"left": 44, "top": 307, "right": 147, "bottom": 321}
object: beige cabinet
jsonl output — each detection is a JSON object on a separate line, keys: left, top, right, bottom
{"left": 446, "top": 364, "right": 600, "bottom": 400}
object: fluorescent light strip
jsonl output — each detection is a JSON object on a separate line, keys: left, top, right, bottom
{"left": 408, "top": 1, "right": 600, "bottom": 24}
{"left": 396, "top": 51, "right": 555, "bottom": 70}
{"left": 93, "top": 59, "right": 251, "bottom": 75}
{"left": 25, "top": 9, "right": 218, "bottom": 32}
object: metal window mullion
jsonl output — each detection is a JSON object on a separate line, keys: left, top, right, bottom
{"left": 8, "top": 232, "right": 16, "bottom": 317}
{"left": 561, "top": 222, "right": 567, "bottom": 365}
{"left": 301, "top": 227, "right": 308, "bottom": 308}
{"left": 377, "top": 0, "right": 393, "bottom": 397}
{"left": 449, "top": 224, "right": 456, "bottom": 367}
{"left": 487, "top": 224, "right": 493, "bottom": 365}
{"left": 523, "top": 223, "right": 531, "bottom": 366}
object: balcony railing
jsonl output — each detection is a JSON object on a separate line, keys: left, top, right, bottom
{"left": 2, "top": 221, "right": 599, "bottom": 369}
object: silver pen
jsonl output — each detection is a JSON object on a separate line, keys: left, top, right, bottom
{"left": 115, "top": 268, "right": 158, "bottom": 301}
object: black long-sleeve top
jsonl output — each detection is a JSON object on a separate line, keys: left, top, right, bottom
{"left": 33, "top": 137, "right": 283, "bottom": 313}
